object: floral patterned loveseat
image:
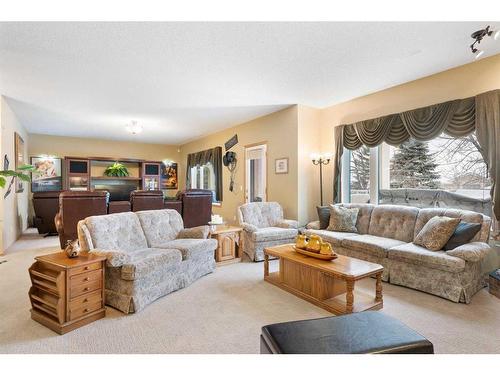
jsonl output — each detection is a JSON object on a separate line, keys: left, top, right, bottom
{"left": 78, "top": 209, "right": 217, "bottom": 313}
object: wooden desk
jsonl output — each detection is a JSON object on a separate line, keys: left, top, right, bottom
{"left": 29, "top": 252, "right": 106, "bottom": 334}
{"left": 264, "top": 244, "right": 384, "bottom": 315}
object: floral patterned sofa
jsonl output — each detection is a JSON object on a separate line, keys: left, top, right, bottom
{"left": 305, "top": 204, "right": 493, "bottom": 303}
{"left": 237, "top": 202, "right": 299, "bottom": 261}
{"left": 77, "top": 209, "right": 217, "bottom": 313}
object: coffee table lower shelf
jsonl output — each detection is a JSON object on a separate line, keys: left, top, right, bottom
{"left": 265, "top": 272, "right": 382, "bottom": 315}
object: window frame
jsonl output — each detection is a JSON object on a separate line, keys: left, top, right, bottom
{"left": 189, "top": 162, "right": 220, "bottom": 205}
{"left": 340, "top": 134, "right": 490, "bottom": 213}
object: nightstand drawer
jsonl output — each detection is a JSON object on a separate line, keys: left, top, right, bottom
{"left": 70, "top": 269, "right": 102, "bottom": 286}
{"left": 68, "top": 262, "right": 102, "bottom": 277}
{"left": 70, "top": 280, "right": 101, "bottom": 298}
{"left": 69, "top": 300, "right": 102, "bottom": 321}
{"left": 69, "top": 289, "right": 102, "bottom": 308}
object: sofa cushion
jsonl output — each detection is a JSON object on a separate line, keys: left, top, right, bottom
{"left": 341, "top": 234, "right": 406, "bottom": 258}
{"left": 251, "top": 227, "right": 298, "bottom": 242}
{"left": 413, "top": 216, "right": 460, "bottom": 251}
{"left": 413, "top": 208, "right": 489, "bottom": 243}
{"left": 338, "top": 203, "right": 375, "bottom": 234}
{"left": 135, "top": 209, "right": 184, "bottom": 247}
{"left": 161, "top": 238, "right": 218, "bottom": 260}
{"left": 81, "top": 212, "right": 148, "bottom": 252}
{"left": 304, "top": 229, "right": 358, "bottom": 246}
{"left": 327, "top": 205, "right": 359, "bottom": 233}
{"left": 176, "top": 225, "right": 210, "bottom": 239}
{"left": 121, "top": 248, "right": 183, "bottom": 280}
{"left": 316, "top": 206, "right": 330, "bottom": 229}
{"left": 368, "top": 205, "right": 419, "bottom": 242}
{"left": 443, "top": 221, "right": 482, "bottom": 250}
{"left": 388, "top": 243, "right": 465, "bottom": 273}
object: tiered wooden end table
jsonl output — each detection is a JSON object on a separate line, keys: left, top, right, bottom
{"left": 264, "top": 244, "right": 384, "bottom": 315}
{"left": 209, "top": 225, "right": 243, "bottom": 265}
{"left": 29, "top": 252, "right": 106, "bottom": 334}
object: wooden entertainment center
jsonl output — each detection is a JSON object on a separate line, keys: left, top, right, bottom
{"left": 63, "top": 156, "right": 162, "bottom": 192}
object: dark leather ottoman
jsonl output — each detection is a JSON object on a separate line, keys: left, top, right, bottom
{"left": 261, "top": 311, "right": 433, "bottom": 354}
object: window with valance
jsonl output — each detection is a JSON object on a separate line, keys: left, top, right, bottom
{"left": 186, "top": 146, "right": 223, "bottom": 202}
{"left": 332, "top": 89, "right": 500, "bottom": 221}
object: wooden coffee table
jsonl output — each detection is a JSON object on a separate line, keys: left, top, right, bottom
{"left": 264, "top": 244, "right": 384, "bottom": 315}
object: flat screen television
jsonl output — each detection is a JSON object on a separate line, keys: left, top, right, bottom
{"left": 93, "top": 181, "right": 139, "bottom": 201}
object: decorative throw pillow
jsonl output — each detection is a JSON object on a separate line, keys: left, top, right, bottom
{"left": 413, "top": 216, "right": 461, "bottom": 251}
{"left": 326, "top": 205, "right": 359, "bottom": 233}
{"left": 316, "top": 205, "right": 330, "bottom": 230}
{"left": 443, "top": 221, "right": 482, "bottom": 250}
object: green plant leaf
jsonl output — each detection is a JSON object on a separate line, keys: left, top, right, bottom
{"left": 17, "top": 164, "right": 35, "bottom": 171}
{"left": 0, "top": 170, "right": 18, "bottom": 176}
{"left": 104, "top": 162, "right": 129, "bottom": 177}
{"left": 17, "top": 174, "right": 31, "bottom": 182}
{"left": 0, "top": 177, "right": 5, "bottom": 188}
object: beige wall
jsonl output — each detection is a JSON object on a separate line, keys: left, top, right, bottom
{"left": 1, "top": 97, "right": 30, "bottom": 253}
{"left": 179, "top": 106, "right": 299, "bottom": 224}
{"left": 297, "top": 105, "right": 321, "bottom": 224}
{"left": 319, "top": 54, "right": 500, "bottom": 205}
{"left": 29, "top": 134, "right": 180, "bottom": 163}
{"left": 28, "top": 134, "right": 181, "bottom": 197}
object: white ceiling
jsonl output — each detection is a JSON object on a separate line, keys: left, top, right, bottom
{"left": 1, "top": 22, "right": 500, "bottom": 145}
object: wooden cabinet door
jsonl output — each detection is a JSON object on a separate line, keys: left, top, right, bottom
{"left": 217, "top": 233, "right": 236, "bottom": 262}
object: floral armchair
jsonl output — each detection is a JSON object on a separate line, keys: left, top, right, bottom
{"left": 237, "top": 202, "right": 298, "bottom": 261}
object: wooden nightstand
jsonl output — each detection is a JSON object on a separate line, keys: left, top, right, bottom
{"left": 29, "top": 252, "right": 106, "bottom": 334}
{"left": 210, "top": 225, "right": 243, "bottom": 265}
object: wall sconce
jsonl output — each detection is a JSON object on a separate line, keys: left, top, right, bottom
{"left": 311, "top": 153, "right": 332, "bottom": 206}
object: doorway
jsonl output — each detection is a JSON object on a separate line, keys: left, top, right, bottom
{"left": 245, "top": 143, "right": 267, "bottom": 203}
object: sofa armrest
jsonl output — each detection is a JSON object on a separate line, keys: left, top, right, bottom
{"left": 177, "top": 225, "right": 210, "bottom": 239}
{"left": 275, "top": 219, "right": 299, "bottom": 229}
{"left": 90, "top": 249, "right": 131, "bottom": 267}
{"left": 241, "top": 223, "right": 259, "bottom": 233}
{"left": 306, "top": 221, "right": 321, "bottom": 230}
{"left": 446, "top": 242, "right": 492, "bottom": 262}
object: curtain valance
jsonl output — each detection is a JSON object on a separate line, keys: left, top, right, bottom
{"left": 332, "top": 89, "right": 500, "bottom": 221}
{"left": 342, "top": 97, "right": 476, "bottom": 150}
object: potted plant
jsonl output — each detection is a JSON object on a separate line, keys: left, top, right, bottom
{"left": 1, "top": 164, "right": 35, "bottom": 198}
{"left": 104, "top": 162, "right": 130, "bottom": 177}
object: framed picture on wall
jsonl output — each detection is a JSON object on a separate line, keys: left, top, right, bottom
{"left": 14, "top": 132, "right": 25, "bottom": 192}
{"left": 31, "top": 157, "right": 63, "bottom": 192}
{"left": 275, "top": 157, "right": 289, "bottom": 174}
{"left": 161, "top": 162, "right": 178, "bottom": 189}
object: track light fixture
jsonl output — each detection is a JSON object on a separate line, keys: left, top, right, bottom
{"left": 470, "top": 25, "right": 499, "bottom": 59}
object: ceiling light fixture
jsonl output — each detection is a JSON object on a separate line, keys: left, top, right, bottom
{"left": 470, "top": 25, "right": 498, "bottom": 59}
{"left": 126, "top": 121, "right": 142, "bottom": 135}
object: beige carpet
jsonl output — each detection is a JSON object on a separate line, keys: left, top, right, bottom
{"left": 1, "top": 229, "right": 499, "bottom": 354}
